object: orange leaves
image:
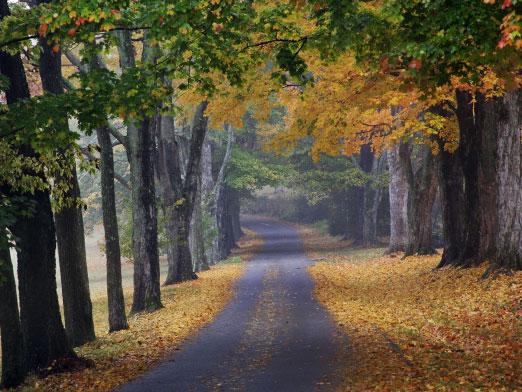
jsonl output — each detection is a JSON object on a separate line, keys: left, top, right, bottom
{"left": 408, "top": 58, "right": 422, "bottom": 70}
{"left": 38, "top": 23, "right": 49, "bottom": 37}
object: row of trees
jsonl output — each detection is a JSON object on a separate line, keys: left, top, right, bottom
{"left": 272, "top": 0, "right": 521, "bottom": 270}
{"left": 1, "top": 0, "right": 521, "bottom": 389}
{"left": 0, "top": 0, "right": 307, "bottom": 388}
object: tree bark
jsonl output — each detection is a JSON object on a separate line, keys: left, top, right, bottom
{"left": 436, "top": 143, "right": 466, "bottom": 268}
{"left": 174, "top": 102, "right": 209, "bottom": 282}
{"left": 0, "top": 0, "right": 75, "bottom": 371}
{"left": 156, "top": 112, "right": 183, "bottom": 286}
{"left": 387, "top": 144, "right": 409, "bottom": 253}
{"left": 0, "top": 239, "right": 25, "bottom": 388}
{"left": 190, "top": 184, "right": 209, "bottom": 272}
{"left": 400, "top": 143, "right": 438, "bottom": 256}
{"left": 117, "top": 31, "right": 162, "bottom": 312}
{"left": 455, "top": 89, "right": 498, "bottom": 266}
{"left": 96, "top": 125, "right": 128, "bottom": 331}
{"left": 36, "top": 6, "right": 94, "bottom": 346}
{"left": 493, "top": 88, "right": 522, "bottom": 270}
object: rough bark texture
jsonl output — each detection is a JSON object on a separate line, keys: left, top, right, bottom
{"left": 12, "top": 190, "right": 77, "bottom": 370}
{"left": 116, "top": 32, "right": 162, "bottom": 313}
{"left": 199, "top": 124, "right": 235, "bottom": 265}
{"left": 156, "top": 112, "right": 183, "bottom": 286}
{"left": 493, "top": 89, "right": 522, "bottom": 270}
{"left": 436, "top": 142, "right": 466, "bottom": 268}
{"left": 387, "top": 144, "right": 409, "bottom": 253}
{"left": 400, "top": 143, "right": 438, "bottom": 256}
{"left": 0, "top": 2, "right": 75, "bottom": 371}
{"left": 0, "top": 242, "right": 25, "bottom": 388}
{"left": 36, "top": 4, "right": 94, "bottom": 346}
{"left": 96, "top": 125, "right": 128, "bottom": 331}
{"left": 455, "top": 89, "right": 498, "bottom": 266}
{"left": 174, "top": 102, "right": 209, "bottom": 282}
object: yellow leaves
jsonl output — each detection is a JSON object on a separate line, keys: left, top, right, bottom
{"left": 303, "top": 226, "right": 522, "bottom": 391}
{"left": 16, "top": 230, "right": 262, "bottom": 392}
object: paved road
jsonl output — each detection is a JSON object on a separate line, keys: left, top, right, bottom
{"left": 117, "top": 217, "right": 348, "bottom": 392}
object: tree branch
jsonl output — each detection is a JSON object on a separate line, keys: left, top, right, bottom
{"left": 107, "top": 123, "right": 128, "bottom": 150}
{"left": 79, "top": 146, "right": 130, "bottom": 190}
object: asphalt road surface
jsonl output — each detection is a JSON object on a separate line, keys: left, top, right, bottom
{"left": 117, "top": 217, "right": 348, "bottom": 392}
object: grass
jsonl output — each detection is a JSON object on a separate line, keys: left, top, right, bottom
{"left": 3, "top": 228, "right": 263, "bottom": 392}
{"left": 299, "top": 225, "right": 522, "bottom": 391}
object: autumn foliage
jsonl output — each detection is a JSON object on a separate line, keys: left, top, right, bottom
{"left": 299, "top": 226, "right": 522, "bottom": 391}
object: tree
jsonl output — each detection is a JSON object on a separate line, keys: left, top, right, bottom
{"left": 116, "top": 31, "right": 162, "bottom": 313}
{"left": 0, "top": 234, "right": 25, "bottom": 388}
{"left": 0, "top": 0, "right": 77, "bottom": 376}
{"left": 35, "top": 0, "right": 95, "bottom": 346}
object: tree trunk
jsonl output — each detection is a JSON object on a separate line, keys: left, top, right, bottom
{"left": 190, "top": 186, "right": 209, "bottom": 272}
{"left": 201, "top": 137, "right": 217, "bottom": 265}
{"left": 129, "top": 115, "right": 163, "bottom": 313}
{"left": 96, "top": 125, "right": 128, "bottom": 331}
{"left": 436, "top": 143, "right": 466, "bottom": 268}
{"left": 12, "top": 190, "right": 77, "bottom": 370}
{"left": 37, "top": 9, "right": 94, "bottom": 346}
{"left": 0, "top": 240, "right": 25, "bottom": 388}
{"left": 493, "top": 88, "right": 522, "bottom": 270}
{"left": 0, "top": 1, "right": 75, "bottom": 370}
{"left": 174, "top": 101, "right": 209, "bottom": 282}
{"left": 363, "top": 152, "right": 386, "bottom": 246}
{"left": 455, "top": 89, "right": 498, "bottom": 266}
{"left": 206, "top": 125, "right": 234, "bottom": 264}
{"left": 400, "top": 143, "right": 438, "bottom": 256}
{"left": 156, "top": 112, "right": 183, "bottom": 286}
{"left": 387, "top": 144, "right": 409, "bottom": 253}
{"left": 116, "top": 31, "right": 162, "bottom": 313}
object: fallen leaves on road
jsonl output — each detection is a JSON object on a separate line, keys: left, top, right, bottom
{"left": 12, "top": 230, "right": 262, "bottom": 392}
{"left": 304, "top": 229, "right": 522, "bottom": 391}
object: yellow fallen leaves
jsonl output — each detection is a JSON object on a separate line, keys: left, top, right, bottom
{"left": 13, "top": 230, "right": 262, "bottom": 392}
{"left": 304, "top": 229, "right": 522, "bottom": 391}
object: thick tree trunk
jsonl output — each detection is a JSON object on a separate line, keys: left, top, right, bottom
{"left": 129, "top": 116, "right": 162, "bottom": 313}
{"left": 0, "top": 241, "right": 25, "bottom": 388}
{"left": 493, "top": 89, "right": 522, "bottom": 270}
{"left": 0, "top": 2, "right": 75, "bottom": 371}
{"left": 455, "top": 89, "right": 498, "bottom": 266}
{"left": 387, "top": 144, "right": 409, "bottom": 253}
{"left": 13, "top": 190, "right": 77, "bottom": 370}
{"left": 436, "top": 143, "right": 466, "bottom": 268}
{"left": 37, "top": 13, "right": 94, "bottom": 346}
{"left": 117, "top": 31, "right": 162, "bottom": 312}
{"left": 96, "top": 125, "right": 128, "bottom": 331}
{"left": 156, "top": 113, "right": 183, "bottom": 286}
{"left": 400, "top": 143, "right": 438, "bottom": 256}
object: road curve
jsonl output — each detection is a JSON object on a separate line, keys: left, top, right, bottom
{"left": 116, "top": 217, "right": 348, "bottom": 392}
